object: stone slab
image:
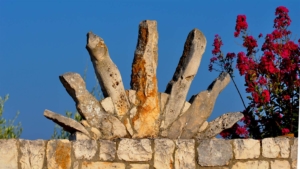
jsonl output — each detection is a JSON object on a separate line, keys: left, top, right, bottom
{"left": 46, "top": 139, "right": 71, "bottom": 169}
{"left": 99, "top": 140, "right": 116, "bottom": 161}
{"left": 233, "top": 139, "right": 260, "bottom": 159}
{"left": 0, "top": 139, "right": 18, "bottom": 169}
{"left": 20, "top": 139, "right": 46, "bottom": 169}
{"left": 154, "top": 139, "right": 175, "bottom": 169}
{"left": 73, "top": 140, "right": 97, "bottom": 160}
{"left": 232, "top": 161, "right": 269, "bottom": 169}
{"left": 117, "top": 139, "right": 152, "bottom": 161}
{"left": 82, "top": 161, "right": 125, "bottom": 169}
{"left": 175, "top": 139, "right": 195, "bottom": 169}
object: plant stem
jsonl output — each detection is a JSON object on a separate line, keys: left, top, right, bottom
{"left": 230, "top": 74, "right": 247, "bottom": 109}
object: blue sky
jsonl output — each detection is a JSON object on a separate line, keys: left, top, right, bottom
{"left": 0, "top": 0, "right": 299, "bottom": 139}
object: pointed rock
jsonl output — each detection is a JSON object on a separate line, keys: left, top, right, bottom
{"left": 86, "top": 31, "right": 130, "bottom": 119}
{"left": 167, "top": 72, "right": 230, "bottom": 139}
{"left": 44, "top": 109, "right": 90, "bottom": 137}
{"left": 196, "top": 112, "right": 243, "bottom": 139}
{"left": 130, "top": 20, "right": 160, "bottom": 138}
{"left": 161, "top": 29, "right": 207, "bottom": 130}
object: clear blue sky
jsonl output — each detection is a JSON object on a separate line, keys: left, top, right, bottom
{"left": 0, "top": 0, "right": 299, "bottom": 140}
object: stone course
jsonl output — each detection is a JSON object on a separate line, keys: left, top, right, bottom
{"left": 0, "top": 138, "right": 297, "bottom": 169}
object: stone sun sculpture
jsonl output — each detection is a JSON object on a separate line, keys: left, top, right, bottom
{"left": 44, "top": 20, "right": 243, "bottom": 140}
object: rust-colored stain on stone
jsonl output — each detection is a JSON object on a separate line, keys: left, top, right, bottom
{"left": 54, "top": 142, "right": 71, "bottom": 169}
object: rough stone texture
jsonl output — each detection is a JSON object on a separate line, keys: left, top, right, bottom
{"left": 126, "top": 90, "right": 137, "bottom": 106}
{"left": 291, "top": 138, "right": 298, "bottom": 169}
{"left": 233, "top": 139, "right": 260, "bottom": 159}
{"left": 59, "top": 72, "right": 105, "bottom": 128}
{"left": 99, "top": 140, "right": 116, "bottom": 161}
{"left": 162, "top": 28, "right": 207, "bottom": 131}
{"left": 100, "top": 97, "right": 115, "bottom": 114}
{"left": 130, "top": 20, "right": 160, "bottom": 138}
{"left": 73, "top": 161, "right": 79, "bottom": 169}
{"left": 86, "top": 32, "right": 130, "bottom": 119}
{"left": 0, "top": 139, "right": 18, "bottom": 169}
{"left": 154, "top": 139, "right": 175, "bottom": 169}
{"left": 73, "top": 140, "right": 97, "bottom": 160}
{"left": 44, "top": 109, "right": 90, "bottom": 137}
{"left": 20, "top": 139, "right": 46, "bottom": 169}
{"left": 46, "top": 140, "right": 71, "bottom": 169}
{"left": 270, "top": 160, "right": 290, "bottom": 169}
{"left": 69, "top": 131, "right": 91, "bottom": 140}
{"left": 167, "top": 72, "right": 230, "bottom": 139}
{"left": 262, "top": 137, "right": 290, "bottom": 158}
{"left": 82, "top": 161, "right": 125, "bottom": 169}
{"left": 117, "top": 139, "right": 152, "bottom": 161}
{"left": 197, "top": 139, "right": 233, "bottom": 166}
{"left": 197, "top": 112, "right": 243, "bottom": 139}
{"left": 129, "top": 164, "right": 149, "bottom": 169}
{"left": 174, "top": 139, "right": 195, "bottom": 169}
{"left": 232, "top": 161, "right": 269, "bottom": 169}
{"left": 160, "top": 92, "right": 169, "bottom": 113}
{"left": 198, "top": 121, "right": 208, "bottom": 133}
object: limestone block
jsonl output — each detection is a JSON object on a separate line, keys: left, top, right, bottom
{"left": 100, "top": 97, "right": 115, "bottom": 114}
{"left": 175, "top": 139, "right": 195, "bottom": 169}
{"left": 44, "top": 109, "right": 90, "bottom": 137}
{"left": 197, "top": 112, "right": 243, "bottom": 139}
{"left": 181, "top": 101, "right": 191, "bottom": 114}
{"left": 82, "top": 161, "right": 125, "bottom": 169}
{"left": 129, "top": 164, "right": 149, "bottom": 169}
{"left": 167, "top": 72, "right": 230, "bottom": 139}
{"left": 126, "top": 90, "right": 137, "bottom": 106}
{"left": 232, "top": 161, "right": 269, "bottom": 169}
{"left": 154, "top": 139, "right": 175, "bottom": 169}
{"left": 262, "top": 137, "right": 290, "bottom": 158}
{"left": 86, "top": 32, "right": 130, "bottom": 119}
{"left": 73, "top": 140, "right": 97, "bottom": 160}
{"left": 20, "top": 139, "right": 46, "bottom": 169}
{"left": 160, "top": 92, "right": 169, "bottom": 113}
{"left": 233, "top": 139, "right": 260, "bottom": 159}
{"left": 130, "top": 20, "right": 160, "bottom": 138}
{"left": 46, "top": 140, "right": 71, "bottom": 169}
{"left": 198, "top": 121, "right": 208, "bottom": 133}
{"left": 0, "top": 139, "right": 18, "bottom": 169}
{"left": 291, "top": 138, "right": 298, "bottom": 169}
{"left": 270, "top": 160, "right": 290, "bottom": 169}
{"left": 73, "top": 161, "right": 79, "bottom": 169}
{"left": 197, "top": 139, "right": 232, "bottom": 166}
{"left": 99, "top": 140, "right": 116, "bottom": 161}
{"left": 162, "top": 28, "right": 207, "bottom": 130}
{"left": 117, "top": 139, "right": 152, "bottom": 161}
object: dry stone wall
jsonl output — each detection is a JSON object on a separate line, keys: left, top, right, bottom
{"left": 0, "top": 137, "right": 297, "bottom": 169}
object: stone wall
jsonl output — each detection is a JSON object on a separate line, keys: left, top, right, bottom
{"left": 0, "top": 137, "right": 297, "bottom": 169}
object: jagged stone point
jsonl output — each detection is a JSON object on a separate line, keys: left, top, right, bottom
{"left": 44, "top": 20, "right": 243, "bottom": 140}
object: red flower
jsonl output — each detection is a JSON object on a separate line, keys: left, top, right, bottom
{"left": 235, "top": 15, "right": 248, "bottom": 37}
{"left": 258, "top": 76, "right": 267, "bottom": 85}
{"left": 283, "top": 95, "right": 290, "bottom": 100}
{"left": 261, "top": 90, "right": 270, "bottom": 103}
{"left": 236, "top": 126, "right": 248, "bottom": 136}
{"left": 281, "top": 128, "right": 290, "bottom": 135}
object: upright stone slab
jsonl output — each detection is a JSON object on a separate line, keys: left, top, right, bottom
{"left": 197, "top": 139, "right": 233, "bottom": 166}
{"left": 130, "top": 20, "right": 160, "bottom": 138}
{"left": 20, "top": 139, "right": 46, "bottom": 169}
{"left": 162, "top": 28, "right": 207, "bottom": 130}
{"left": 73, "top": 140, "right": 97, "bottom": 160}
{"left": 46, "top": 140, "right": 71, "bottom": 169}
{"left": 154, "top": 139, "right": 175, "bottom": 169}
{"left": 86, "top": 31, "right": 130, "bottom": 119}
{"left": 117, "top": 139, "right": 152, "bottom": 161}
{"left": 174, "top": 139, "right": 195, "bottom": 169}
{"left": 0, "top": 139, "right": 18, "bottom": 169}
{"left": 168, "top": 72, "right": 230, "bottom": 139}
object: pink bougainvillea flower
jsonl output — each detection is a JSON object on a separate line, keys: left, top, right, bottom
{"left": 236, "top": 126, "right": 248, "bottom": 136}
{"left": 282, "top": 128, "right": 290, "bottom": 135}
{"left": 261, "top": 90, "right": 270, "bottom": 103}
{"left": 283, "top": 95, "right": 290, "bottom": 100}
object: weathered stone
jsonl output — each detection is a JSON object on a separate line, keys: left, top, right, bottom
{"left": 154, "top": 139, "right": 175, "bottom": 169}
{"left": 262, "top": 137, "right": 290, "bottom": 158}
{"left": 124, "top": 117, "right": 134, "bottom": 136}
{"left": 20, "top": 139, "right": 46, "bottom": 169}
{"left": 46, "top": 140, "right": 71, "bottom": 169}
{"left": 270, "top": 160, "right": 290, "bottom": 169}
{"left": 160, "top": 92, "right": 169, "bottom": 113}
{"left": 117, "top": 139, "right": 152, "bottom": 161}
{"left": 198, "top": 121, "right": 208, "bottom": 133}
{"left": 232, "top": 161, "right": 269, "bottom": 169}
{"left": 73, "top": 140, "right": 97, "bottom": 160}
{"left": 182, "top": 101, "right": 191, "bottom": 114}
{"left": 175, "top": 139, "right": 195, "bottom": 169}
{"left": 82, "top": 161, "right": 125, "bottom": 169}
{"left": 129, "top": 164, "right": 149, "bottom": 169}
{"left": 126, "top": 89, "right": 137, "bottom": 106}
{"left": 197, "top": 112, "right": 243, "bottom": 139}
{"left": 86, "top": 31, "right": 130, "bottom": 119}
{"left": 44, "top": 109, "right": 90, "bottom": 137}
{"left": 73, "top": 161, "right": 79, "bottom": 169}
{"left": 291, "top": 138, "right": 298, "bottom": 169}
{"left": 162, "top": 29, "right": 207, "bottom": 131}
{"left": 99, "top": 140, "right": 116, "bottom": 161}
{"left": 233, "top": 139, "right": 260, "bottom": 159}
{"left": 59, "top": 72, "right": 105, "bottom": 128}
{"left": 69, "top": 131, "right": 91, "bottom": 140}
{"left": 100, "top": 97, "right": 115, "bottom": 114}
{"left": 130, "top": 20, "right": 160, "bottom": 138}
{"left": 89, "top": 127, "right": 102, "bottom": 140}
{"left": 0, "top": 139, "right": 18, "bottom": 169}
{"left": 168, "top": 72, "right": 230, "bottom": 139}
{"left": 98, "top": 115, "right": 127, "bottom": 140}
{"left": 81, "top": 120, "right": 90, "bottom": 127}
{"left": 197, "top": 139, "right": 232, "bottom": 166}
